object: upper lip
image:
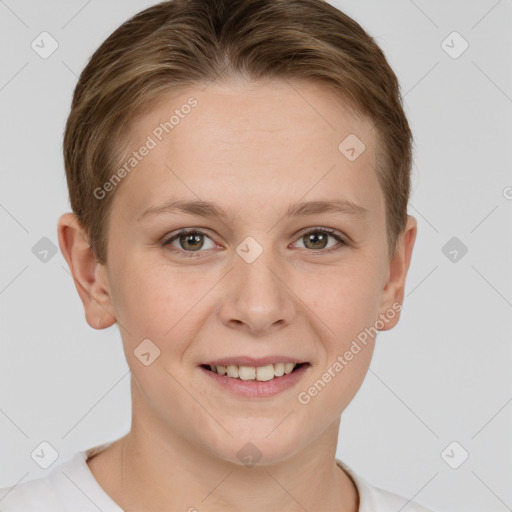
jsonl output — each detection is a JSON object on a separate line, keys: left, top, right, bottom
{"left": 201, "top": 356, "right": 308, "bottom": 367}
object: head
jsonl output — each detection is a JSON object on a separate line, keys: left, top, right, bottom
{"left": 58, "top": 0, "right": 417, "bottom": 465}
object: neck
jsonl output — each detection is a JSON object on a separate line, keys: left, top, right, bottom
{"left": 87, "top": 394, "right": 359, "bottom": 512}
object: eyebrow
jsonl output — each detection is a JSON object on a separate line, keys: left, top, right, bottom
{"left": 137, "top": 198, "right": 368, "bottom": 223}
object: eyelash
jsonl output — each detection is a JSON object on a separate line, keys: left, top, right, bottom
{"left": 161, "top": 227, "right": 348, "bottom": 258}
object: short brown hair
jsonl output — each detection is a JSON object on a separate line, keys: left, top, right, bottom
{"left": 63, "top": 0, "right": 413, "bottom": 265}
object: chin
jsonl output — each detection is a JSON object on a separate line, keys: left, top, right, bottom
{"left": 204, "top": 425, "right": 308, "bottom": 468}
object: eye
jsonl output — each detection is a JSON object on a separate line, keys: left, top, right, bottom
{"left": 162, "top": 229, "right": 216, "bottom": 257}
{"left": 292, "top": 227, "right": 347, "bottom": 253}
{"left": 162, "top": 227, "right": 347, "bottom": 258}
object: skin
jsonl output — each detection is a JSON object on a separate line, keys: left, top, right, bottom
{"left": 57, "top": 78, "right": 417, "bottom": 512}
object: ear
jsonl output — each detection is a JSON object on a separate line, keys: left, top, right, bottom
{"left": 377, "top": 215, "right": 417, "bottom": 330}
{"left": 57, "top": 213, "right": 116, "bottom": 330}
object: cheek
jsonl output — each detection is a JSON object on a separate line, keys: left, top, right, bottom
{"left": 318, "top": 346, "right": 374, "bottom": 418}
{"left": 108, "top": 257, "right": 182, "bottom": 338}
{"left": 296, "top": 299, "right": 376, "bottom": 421}
{"left": 302, "top": 262, "right": 383, "bottom": 332}
{"left": 111, "top": 257, "right": 218, "bottom": 362}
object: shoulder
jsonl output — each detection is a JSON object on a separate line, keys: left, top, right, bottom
{"left": 0, "top": 465, "right": 66, "bottom": 511}
{"left": 336, "top": 460, "right": 436, "bottom": 512}
{"left": 0, "top": 443, "right": 120, "bottom": 512}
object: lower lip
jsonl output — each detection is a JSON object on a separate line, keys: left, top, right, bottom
{"left": 199, "top": 364, "right": 311, "bottom": 398}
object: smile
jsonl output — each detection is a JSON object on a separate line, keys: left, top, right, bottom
{"left": 202, "top": 362, "right": 305, "bottom": 381}
{"left": 199, "top": 361, "right": 311, "bottom": 398}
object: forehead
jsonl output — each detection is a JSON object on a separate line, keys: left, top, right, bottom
{"left": 112, "top": 79, "right": 383, "bottom": 225}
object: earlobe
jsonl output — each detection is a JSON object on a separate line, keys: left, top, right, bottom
{"left": 57, "top": 213, "right": 116, "bottom": 330}
{"left": 377, "top": 215, "right": 417, "bottom": 331}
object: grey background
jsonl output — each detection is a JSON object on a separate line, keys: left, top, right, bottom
{"left": 0, "top": 1, "right": 511, "bottom": 511}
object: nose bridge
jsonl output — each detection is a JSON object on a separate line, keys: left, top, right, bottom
{"left": 219, "top": 234, "right": 294, "bottom": 333}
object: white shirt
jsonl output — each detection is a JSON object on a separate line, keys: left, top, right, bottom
{"left": 0, "top": 442, "right": 435, "bottom": 511}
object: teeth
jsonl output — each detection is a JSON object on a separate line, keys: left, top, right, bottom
{"left": 284, "top": 362, "right": 295, "bottom": 374}
{"left": 238, "top": 366, "right": 256, "bottom": 381}
{"left": 274, "top": 362, "right": 285, "bottom": 377}
{"left": 256, "top": 364, "right": 275, "bottom": 381}
{"left": 209, "top": 363, "right": 300, "bottom": 381}
{"left": 226, "top": 365, "right": 239, "bottom": 378}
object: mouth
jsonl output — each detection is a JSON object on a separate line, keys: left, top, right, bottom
{"left": 198, "top": 360, "right": 311, "bottom": 398}
{"left": 200, "top": 362, "right": 309, "bottom": 382}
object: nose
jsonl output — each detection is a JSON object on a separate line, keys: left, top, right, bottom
{"left": 217, "top": 243, "right": 296, "bottom": 336}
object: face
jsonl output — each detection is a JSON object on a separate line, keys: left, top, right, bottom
{"left": 79, "top": 79, "right": 409, "bottom": 465}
